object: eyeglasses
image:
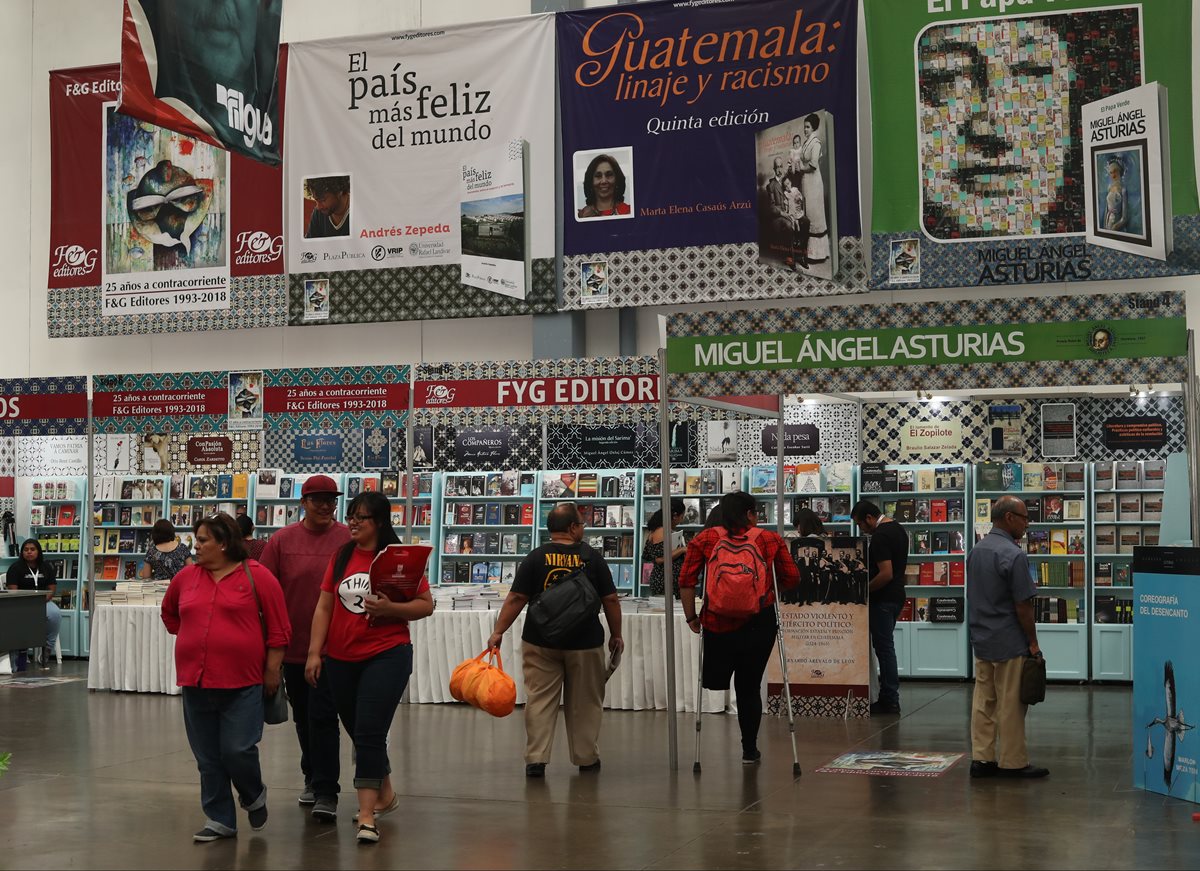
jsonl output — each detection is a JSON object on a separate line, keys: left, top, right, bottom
{"left": 1008, "top": 511, "right": 1030, "bottom": 521}
{"left": 304, "top": 494, "right": 338, "bottom": 506}
{"left": 348, "top": 514, "right": 375, "bottom": 524}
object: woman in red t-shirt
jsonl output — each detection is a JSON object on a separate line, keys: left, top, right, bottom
{"left": 305, "top": 492, "right": 433, "bottom": 844}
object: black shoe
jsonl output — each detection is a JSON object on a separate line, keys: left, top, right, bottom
{"left": 997, "top": 764, "right": 1049, "bottom": 779}
{"left": 311, "top": 797, "right": 337, "bottom": 823}
{"left": 193, "top": 827, "right": 233, "bottom": 843}
{"left": 248, "top": 805, "right": 268, "bottom": 831}
{"left": 742, "top": 749, "right": 762, "bottom": 765}
{"left": 578, "top": 759, "right": 601, "bottom": 772}
{"left": 525, "top": 763, "right": 546, "bottom": 778}
{"left": 969, "top": 760, "right": 999, "bottom": 779}
{"left": 869, "top": 701, "right": 901, "bottom": 715}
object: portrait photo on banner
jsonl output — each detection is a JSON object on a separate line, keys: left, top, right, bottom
{"left": 573, "top": 147, "right": 635, "bottom": 221}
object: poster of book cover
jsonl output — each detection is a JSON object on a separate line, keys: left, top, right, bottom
{"left": 284, "top": 15, "right": 556, "bottom": 325}
{"left": 864, "top": 0, "right": 1200, "bottom": 291}
{"left": 1082, "top": 82, "right": 1172, "bottom": 260}
{"left": 557, "top": 0, "right": 862, "bottom": 310}
{"left": 1041, "top": 403, "right": 1077, "bottom": 458}
{"left": 987, "top": 404, "right": 1024, "bottom": 458}
{"left": 768, "top": 536, "right": 869, "bottom": 718}
{"left": 47, "top": 64, "right": 286, "bottom": 336}
{"left": 755, "top": 111, "right": 838, "bottom": 279}
{"left": 459, "top": 140, "right": 529, "bottom": 299}
{"left": 227, "top": 370, "right": 263, "bottom": 431}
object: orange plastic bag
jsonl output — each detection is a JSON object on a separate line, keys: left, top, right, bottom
{"left": 449, "top": 650, "right": 490, "bottom": 702}
{"left": 469, "top": 650, "right": 517, "bottom": 718}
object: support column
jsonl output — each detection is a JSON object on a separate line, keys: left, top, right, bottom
{"left": 619, "top": 307, "right": 638, "bottom": 356}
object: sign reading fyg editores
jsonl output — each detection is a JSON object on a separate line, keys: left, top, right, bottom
{"left": 118, "top": 0, "right": 284, "bottom": 164}
{"left": 556, "top": 0, "right": 862, "bottom": 309}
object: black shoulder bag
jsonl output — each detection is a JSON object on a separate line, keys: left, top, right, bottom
{"left": 526, "top": 561, "right": 602, "bottom": 647}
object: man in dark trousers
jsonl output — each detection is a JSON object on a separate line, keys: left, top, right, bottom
{"left": 966, "top": 495, "right": 1048, "bottom": 779}
{"left": 852, "top": 500, "right": 908, "bottom": 715}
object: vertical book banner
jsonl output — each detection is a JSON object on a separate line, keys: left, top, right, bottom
{"left": 118, "top": 0, "right": 283, "bottom": 164}
{"left": 865, "top": 0, "right": 1200, "bottom": 291}
{"left": 47, "top": 63, "right": 286, "bottom": 337}
{"left": 283, "top": 14, "right": 556, "bottom": 325}
{"left": 557, "top": 0, "right": 863, "bottom": 309}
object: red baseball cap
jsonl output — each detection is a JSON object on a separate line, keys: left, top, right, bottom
{"left": 300, "top": 474, "right": 343, "bottom": 497}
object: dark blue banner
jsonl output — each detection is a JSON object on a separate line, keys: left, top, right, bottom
{"left": 558, "top": 0, "right": 859, "bottom": 261}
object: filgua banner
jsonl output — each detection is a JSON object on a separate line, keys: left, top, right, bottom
{"left": 47, "top": 64, "right": 286, "bottom": 336}
{"left": 284, "top": 14, "right": 556, "bottom": 325}
{"left": 865, "top": 0, "right": 1200, "bottom": 291}
{"left": 118, "top": 0, "right": 284, "bottom": 164}
{"left": 557, "top": 0, "right": 863, "bottom": 310}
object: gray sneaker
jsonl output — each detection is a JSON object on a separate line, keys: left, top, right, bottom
{"left": 297, "top": 785, "right": 315, "bottom": 805}
{"left": 311, "top": 797, "right": 337, "bottom": 823}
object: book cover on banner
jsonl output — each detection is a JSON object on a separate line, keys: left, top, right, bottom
{"left": 459, "top": 139, "right": 530, "bottom": 300}
{"left": 1082, "top": 83, "right": 1172, "bottom": 261}
{"left": 754, "top": 110, "right": 839, "bottom": 280}
{"left": 368, "top": 544, "right": 432, "bottom": 625}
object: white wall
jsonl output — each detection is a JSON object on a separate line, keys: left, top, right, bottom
{"left": 12, "top": 0, "right": 1200, "bottom": 382}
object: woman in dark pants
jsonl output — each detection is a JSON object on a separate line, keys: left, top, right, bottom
{"left": 306, "top": 492, "right": 433, "bottom": 844}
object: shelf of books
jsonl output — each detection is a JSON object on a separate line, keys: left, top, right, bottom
{"left": 18, "top": 476, "right": 87, "bottom": 657}
{"left": 745, "top": 461, "right": 854, "bottom": 535}
{"left": 974, "top": 461, "right": 1089, "bottom": 680}
{"left": 168, "top": 472, "right": 251, "bottom": 548}
{"left": 1091, "top": 459, "right": 1164, "bottom": 681}
{"left": 252, "top": 471, "right": 331, "bottom": 537}
{"left": 539, "top": 470, "right": 641, "bottom": 592}
{"left": 642, "top": 466, "right": 744, "bottom": 594}
{"left": 440, "top": 470, "right": 537, "bottom": 586}
{"left": 859, "top": 463, "right": 970, "bottom": 679}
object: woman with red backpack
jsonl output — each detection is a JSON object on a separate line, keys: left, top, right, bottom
{"left": 678, "top": 491, "right": 800, "bottom": 764}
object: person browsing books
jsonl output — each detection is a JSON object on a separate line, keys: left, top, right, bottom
{"left": 678, "top": 491, "right": 800, "bottom": 765}
{"left": 852, "top": 500, "right": 909, "bottom": 716}
{"left": 258, "top": 474, "right": 351, "bottom": 822}
{"left": 487, "top": 502, "right": 624, "bottom": 778}
{"left": 642, "top": 498, "right": 686, "bottom": 598}
{"left": 966, "top": 495, "right": 1048, "bottom": 780}
{"left": 160, "top": 513, "right": 291, "bottom": 843}
{"left": 305, "top": 492, "right": 434, "bottom": 845}
{"left": 5, "top": 538, "right": 60, "bottom": 669}
{"left": 139, "top": 519, "right": 193, "bottom": 581}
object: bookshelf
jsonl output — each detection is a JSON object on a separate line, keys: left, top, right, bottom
{"left": 1091, "top": 459, "right": 1165, "bottom": 681}
{"left": 342, "top": 472, "right": 440, "bottom": 577}
{"left": 439, "top": 470, "right": 537, "bottom": 586}
{"left": 744, "top": 461, "right": 855, "bottom": 535}
{"left": 18, "top": 475, "right": 88, "bottom": 657}
{"left": 251, "top": 470, "right": 335, "bottom": 537}
{"left": 540, "top": 469, "right": 641, "bottom": 592}
{"left": 974, "top": 461, "right": 1089, "bottom": 680}
{"left": 859, "top": 463, "right": 970, "bottom": 679}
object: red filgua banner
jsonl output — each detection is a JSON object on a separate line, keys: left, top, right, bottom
{"left": 263, "top": 383, "right": 409, "bottom": 415}
{"left": 415, "top": 376, "right": 659, "bottom": 408}
{"left": 0, "top": 393, "right": 89, "bottom": 421}
{"left": 92, "top": 389, "right": 227, "bottom": 418}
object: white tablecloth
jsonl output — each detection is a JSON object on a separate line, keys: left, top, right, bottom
{"left": 87, "top": 603, "right": 180, "bottom": 696}
{"left": 84, "top": 604, "right": 730, "bottom": 712}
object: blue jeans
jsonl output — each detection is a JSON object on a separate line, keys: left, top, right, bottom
{"left": 182, "top": 686, "right": 267, "bottom": 835}
{"left": 282, "top": 661, "right": 341, "bottom": 801}
{"left": 45, "top": 601, "right": 61, "bottom": 650}
{"left": 870, "top": 601, "right": 903, "bottom": 706}
{"left": 324, "top": 645, "right": 413, "bottom": 790}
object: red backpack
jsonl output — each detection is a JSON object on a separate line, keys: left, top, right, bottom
{"left": 704, "top": 527, "right": 770, "bottom": 619}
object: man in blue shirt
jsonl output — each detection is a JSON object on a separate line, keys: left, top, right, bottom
{"left": 966, "top": 495, "right": 1048, "bottom": 779}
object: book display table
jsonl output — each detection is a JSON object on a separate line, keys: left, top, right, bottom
{"left": 87, "top": 603, "right": 180, "bottom": 696}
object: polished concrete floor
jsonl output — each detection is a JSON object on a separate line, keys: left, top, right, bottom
{"left": 2, "top": 662, "right": 1198, "bottom": 869}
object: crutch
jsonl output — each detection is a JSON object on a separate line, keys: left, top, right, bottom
{"left": 772, "top": 567, "right": 802, "bottom": 776}
{"left": 693, "top": 625, "right": 705, "bottom": 773}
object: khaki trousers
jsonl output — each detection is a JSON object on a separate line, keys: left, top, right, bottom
{"left": 971, "top": 655, "right": 1028, "bottom": 769}
{"left": 522, "top": 641, "right": 606, "bottom": 766}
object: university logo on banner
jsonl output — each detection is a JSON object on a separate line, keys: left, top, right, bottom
{"left": 556, "top": 0, "right": 863, "bottom": 310}
{"left": 118, "top": 0, "right": 284, "bottom": 164}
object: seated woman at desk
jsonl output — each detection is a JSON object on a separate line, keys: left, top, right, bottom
{"left": 5, "top": 538, "right": 60, "bottom": 668}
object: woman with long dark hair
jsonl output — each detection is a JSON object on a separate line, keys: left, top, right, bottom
{"left": 305, "top": 492, "right": 434, "bottom": 845}
{"left": 577, "top": 153, "right": 631, "bottom": 218}
{"left": 5, "top": 538, "right": 60, "bottom": 669}
{"left": 641, "top": 498, "right": 686, "bottom": 597}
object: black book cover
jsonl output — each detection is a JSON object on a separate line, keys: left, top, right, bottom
{"left": 860, "top": 463, "right": 884, "bottom": 493}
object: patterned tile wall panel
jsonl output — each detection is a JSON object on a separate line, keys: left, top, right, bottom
{"left": 700, "top": 403, "right": 861, "bottom": 468}
{"left": 16, "top": 436, "right": 89, "bottom": 476}
{"left": 561, "top": 238, "right": 867, "bottom": 309}
{"left": 160, "top": 432, "right": 261, "bottom": 473}
{"left": 431, "top": 425, "right": 543, "bottom": 472}
{"left": 1065, "top": 396, "right": 1184, "bottom": 461}
{"left": 262, "top": 429, "right": 364, "bottom": 474}
{"left": 544, "top": 423, "right": 696, "bottom": 470}
{"left": 861, "top": 401, "right": 996, "bottom": 465}
{"left": 263, "top": 366, "right": 409, "bottom": 430}
{"left": 0, "top": 437, "right": 14, "bottom": 477}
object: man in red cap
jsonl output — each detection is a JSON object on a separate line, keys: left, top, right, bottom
{"left": 259, "top": 474, "right": 351, "bottom": 822}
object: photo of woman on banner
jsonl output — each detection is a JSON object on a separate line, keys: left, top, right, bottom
{"left": 574, "top": 149, "right": 634, "bottom": 220}
{"left": 916, "top": 8, "right": 1140, "bottom": 240}
{"left": 1095, "top": 148, "right": 1146, "bottom": 240}
{"left": 793, "top": 114, "right": 829, "bottom": 266}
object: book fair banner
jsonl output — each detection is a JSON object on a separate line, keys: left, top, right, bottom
{"left": 865, "top": 0, "right": 1200, "bottom": 291}
{"left": 665, "top": 291, "right": 1188, "bottom": 396}
{"left": 284, "top": 14, "right": 557, "bottom": 325}
{"left": 92, "top": 371, "right": 236, "bottom": 433}
{"left": 47, "top": 63, "right": 287, "bottom": 338}
{"left": 118, "top": 0, "right": 284, "bottom": 164}
{"left": 557, "top": 0, "right": 865, "bottom": 310}
{"left": 0, "top": 378, "right": 89, "bottom": 436}
{"left": 261, "top": 366, "right": 410, "bottom": 430}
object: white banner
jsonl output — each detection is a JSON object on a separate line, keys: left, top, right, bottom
{"left": 284, "top": 15, "right": 554, "bottom": 286}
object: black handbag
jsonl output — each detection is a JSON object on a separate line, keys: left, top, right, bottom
{"left": 1020, "top": 653, "right": 1047, "bottom": 705}
{"left": 243, "top": 562, "right": 290, "bottom": 725}
{"left": 526, "top": 563, "right": 601, "bottom": 646}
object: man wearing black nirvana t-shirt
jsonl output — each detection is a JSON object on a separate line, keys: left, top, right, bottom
{"left": 488, "top": 503, "right": 624, "bottom": 778}
{"left": 852, "top": 500, "right": 909, "bottom": 715}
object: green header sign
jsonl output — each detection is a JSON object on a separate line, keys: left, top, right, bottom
{"left": 666, "top": 317, "right": 1187, "bottom": 375}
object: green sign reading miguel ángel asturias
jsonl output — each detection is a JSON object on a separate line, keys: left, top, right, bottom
{"left": 666, "top": 317, "right": 1187, "bottom": 374}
